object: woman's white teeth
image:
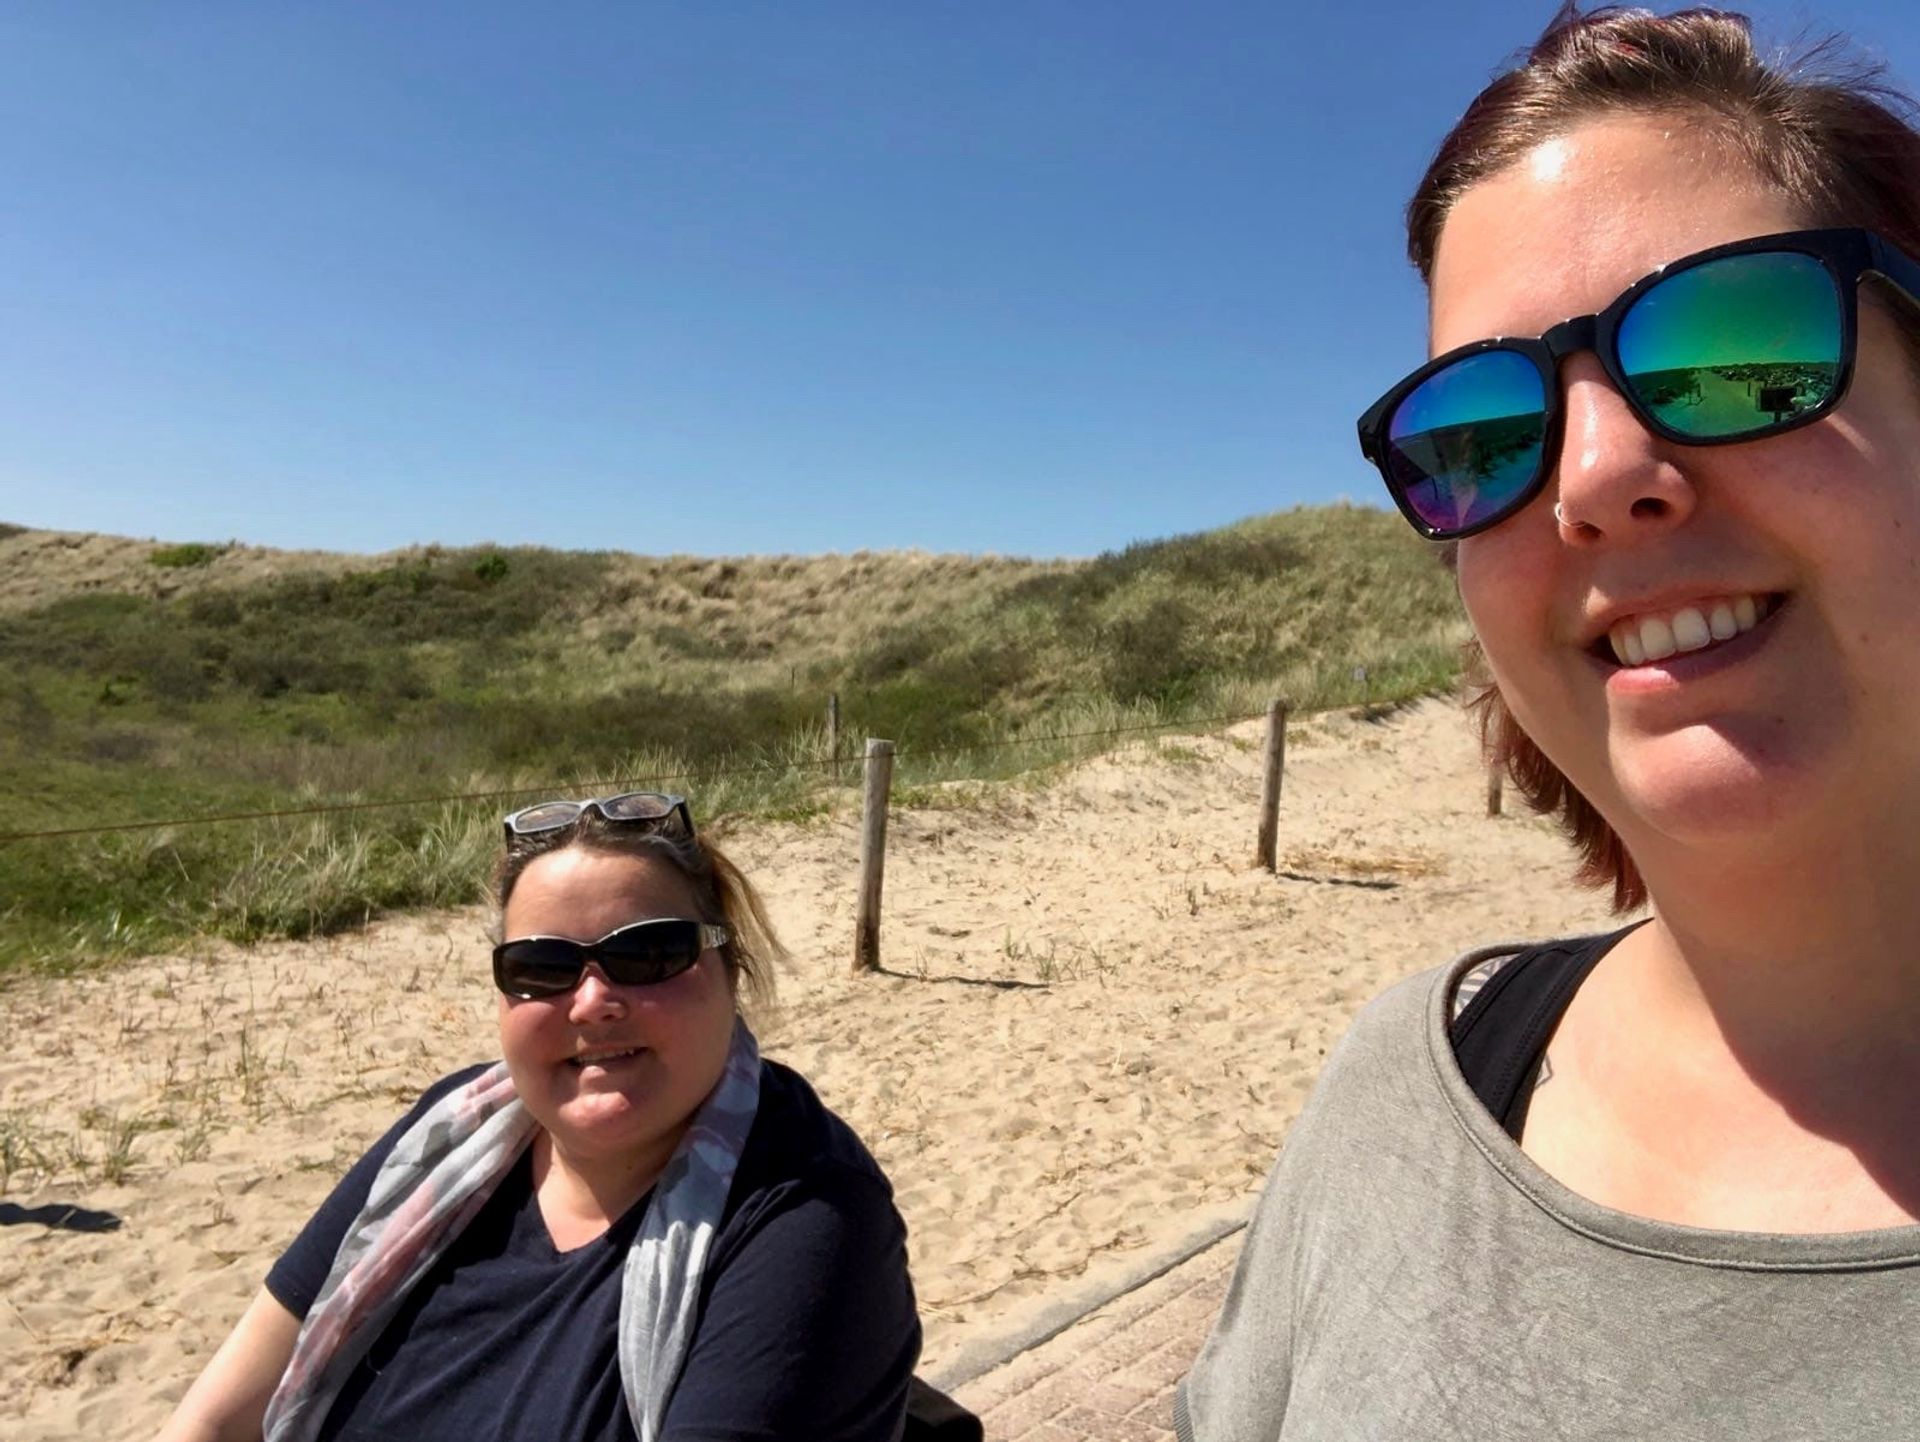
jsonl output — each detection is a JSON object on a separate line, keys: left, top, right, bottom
{"left": 572, "top": 1048, "right": 640, "bottom": 1067}
{"left": 1668, "top": 608, "right": 1709, "bottom": 652}
{"left": 1607, "top": 595, "right": 1771, "bottom": 666}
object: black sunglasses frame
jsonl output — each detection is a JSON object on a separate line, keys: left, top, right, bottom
{"left": 502, "top": 791, "right": 693, "bottom": 843}
{"left": 492, "top": 917, "right": 730, "bottom": 999}
{"left": 1356, "top": 227, "right": 1920, "bottom": 541}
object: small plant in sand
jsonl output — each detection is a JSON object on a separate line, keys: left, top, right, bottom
{"left": 1073, "top": 936, "right": 1118, "bottom": 983}
{"left": 83, "top": 1109, "right": 165, "bottom": 1186}
{"left": 170, "top": 1108, "right": 216, "bottom": 1167}
{"left": 1003, "top": 932, "right": 1071, "bottom": 984}
{"left": 0, "top": 1113, "right": 56, "bottom": 1192}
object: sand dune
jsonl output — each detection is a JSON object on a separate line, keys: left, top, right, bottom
{"left": 0, "top": 698, "right": 1621, "bottom": 1439}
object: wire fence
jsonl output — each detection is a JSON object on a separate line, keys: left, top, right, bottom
{"left": 0, "top": 708, "right": 1269, "bottom": 846}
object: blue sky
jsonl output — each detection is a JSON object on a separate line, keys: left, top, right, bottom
{"left": 3, "top": 2, "right": 1917, "bottom": 558}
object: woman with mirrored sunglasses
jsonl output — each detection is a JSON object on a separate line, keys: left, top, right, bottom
{"left": 1182, "top": 8, "right": 1920, "bottom": 1440}
{"left": 159, "top": 793, "right": 935, "bottom": 1442}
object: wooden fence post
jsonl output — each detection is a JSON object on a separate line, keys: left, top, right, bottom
{"left": 853, "top": 738, "right": 895, "bottom": 973}
{"left": 1486, "top": 764, "right": 1504, "bottom": 817}
{"left": 1257, "top": 698, "right": 1288, "bottom": 872}
{"left": 827, "top": 693, "right": 841, "bottom": 783}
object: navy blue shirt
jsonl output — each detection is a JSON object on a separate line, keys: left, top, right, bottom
{"left": 267, "top": 1060, "right": 920, "bottom": 1442}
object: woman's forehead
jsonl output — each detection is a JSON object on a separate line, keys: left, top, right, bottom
{"left": 507, "top": 846, "right": 697, "bottom": 920}
{"left": 1427, "top": 118, "right": 1800, "bottom": 352}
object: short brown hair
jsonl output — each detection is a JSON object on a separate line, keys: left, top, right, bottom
{"left": 495, "top": 813, "right": 782, "bottom": 1013}
{"left": 1409, "top": 5, "right": 1920, "bottom": 910}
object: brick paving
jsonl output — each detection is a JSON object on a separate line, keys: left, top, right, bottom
{"left": 949, "top": 1232, "right": 1241, "bottom": 1441}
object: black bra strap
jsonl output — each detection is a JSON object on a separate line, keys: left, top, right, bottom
{"left": 1449, "top": 930, "right": 1629, "bottom": 1138}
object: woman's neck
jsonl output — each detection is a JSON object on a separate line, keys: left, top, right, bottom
{"left": 1559, "top": 819, "right": 1920, "bottom": 1225}
{"left": 1631, "top": 813, "right": 1920, "bottom": 1060}
{"left": 530, "top": 1130, "right": 676, "bottom": 1251}
{"left": 1517, "top": 827, "right": 1920, "bottom": 1230}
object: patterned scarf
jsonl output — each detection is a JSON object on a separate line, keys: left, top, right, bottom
{"left": 263, "top": 1018, "right": 763, "bottom": 1442}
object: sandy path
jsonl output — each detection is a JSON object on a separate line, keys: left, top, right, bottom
{"left": 0, "top": 699, "right": 1621, "bottom": 1439}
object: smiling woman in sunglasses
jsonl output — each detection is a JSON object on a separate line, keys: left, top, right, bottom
{"left": 158, "top": 794, "right": 924, "bottom": 1442}
{"left": 1181, "top": 7, "right": 1920, "bottom": 1439}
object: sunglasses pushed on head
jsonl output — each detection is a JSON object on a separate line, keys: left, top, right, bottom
{"left": 503, "top": 789, "right": 693, "bottom": 842}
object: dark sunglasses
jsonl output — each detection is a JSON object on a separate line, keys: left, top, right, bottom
{"left": 1357, "top": 227, "right": 1920, "bottom": 540}
{"left": 492, "top": 917, "right": 730, "bottom": 999}
{"left": 502, "top": 791, "right": 692, "bottom": 842}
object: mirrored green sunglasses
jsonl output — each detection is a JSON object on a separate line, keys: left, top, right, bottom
{"left": 1357, "top": 227, "right": 1920, "bottom": 540}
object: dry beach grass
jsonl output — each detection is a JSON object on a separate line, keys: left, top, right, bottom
{"left": 0, "top": 525, "right": 1057, "bottom": 671}
{"left": 0, "top": 698, "right": 1623, "bottom": 1440}
{"left": 0, "top": 511, "right": 1466, "bottom": 974}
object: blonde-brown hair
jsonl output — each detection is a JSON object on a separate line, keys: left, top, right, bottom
{"left": 1413, "top": 5, "right": 1920, "bottom": 911}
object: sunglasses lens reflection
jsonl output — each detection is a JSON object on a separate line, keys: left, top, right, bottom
{"left": 496, "top": 939, "right": 589, "bottom": 997}
{"left": 597, "top": 920, "right": 702, "bottom": 980}
{"left": 1619, "top": 250, "right": 1842, "bottom": 439}
{"left": 598, "top": 792, "right": 676, "bottom": 823}
{"left": 1386, "top": 349, "right": 1548, "bottom": 535}
{"left": 511, "top": 801, "right": 584, "bottom": 834}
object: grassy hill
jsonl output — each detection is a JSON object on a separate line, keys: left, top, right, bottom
{"left": 0, "top": 506, "right": 1465, "bottom": 974}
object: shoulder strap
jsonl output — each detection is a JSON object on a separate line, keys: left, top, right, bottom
{"left": 1448, "top": 932, "right": 1621, "bottom": 1138}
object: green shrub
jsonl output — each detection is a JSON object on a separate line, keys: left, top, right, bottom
{"left": 150, "top": 542, "right": 225, "bottom": 568}
{"left": 5, "top": 688, "right": 53, "bottom": 749}
{"left": 851, "top": 621, "right": 954, "bottom": 684}
{"left": 655, "top": 624, "right": 738, "bottom": 661}
{"left": 1098, "top": 595, "right": 1214, "bottom": 705}
{"left": 840, "top": 677, "right": 992, "bottom": 753}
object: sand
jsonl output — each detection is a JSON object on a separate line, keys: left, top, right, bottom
{"left": 0, "top": 698, "right": 1622, "bottom": 1439}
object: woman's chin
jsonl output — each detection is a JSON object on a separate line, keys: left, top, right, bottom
{"left": 544, "top": 1095, "right": 682, "bottom": 1167}
{"left": 550, "top": 1085, "right": 655, "bottom": 1134}
{"left": 1605, "top": 725, "right": 1831, "bottom": 848}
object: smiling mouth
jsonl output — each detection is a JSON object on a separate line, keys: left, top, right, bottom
{"left": 568, "top": 1047, "right": 646, "bottom": 1069}
{"left": 1592, "top": 592, "right": 1784, "bottom": 668}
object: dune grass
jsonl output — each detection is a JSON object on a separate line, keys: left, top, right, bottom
{"left": 0, "top": 506, "right": 1465, "bottom": 977}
